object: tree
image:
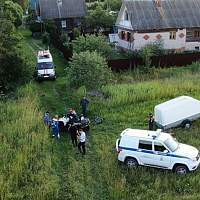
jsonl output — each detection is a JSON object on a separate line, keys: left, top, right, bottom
{"left": 68, "top": 51, "right": 112, "bottom": 90}
{"left": 139, "top": 42, "right": 164, "bottom": 69}
{"left": 0, "top": 1, "right": 33, "bottom": 91}
{"left": 104, "top": 0, "right": 121, "bottom": 11}
{"left": 4, "top": 0, "right": 23, "bottom": 27}
{"left": 72, "top": 34, "right": 113, "bottom": 58}
{"left": 85, "top": 5, "right": 115, "bottom": 30}
{"left": 12, "top": 0, "right": 28, "bottom": 10}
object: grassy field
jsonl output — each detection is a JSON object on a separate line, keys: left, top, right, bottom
{"left": 1, "top": 29, "right": 200, "bottom": 200}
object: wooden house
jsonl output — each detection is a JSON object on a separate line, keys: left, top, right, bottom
{"left": 38, "top": 0, "right": 86, "bottom": 31}
{"left": 115, "top": 0, "right": 200, "bottom": 51}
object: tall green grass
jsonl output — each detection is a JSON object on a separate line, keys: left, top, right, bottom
{"left": 0, "top": 84, "right": 59, "bottom": 200}
{"left": 83, "top": 69, "right": 200, "bottom": 200}
{"left": 18, "top": 30, "right": 200, "bottom": 200}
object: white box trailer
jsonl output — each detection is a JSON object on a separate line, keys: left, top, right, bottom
{"left": 154, "top": 96, "right": 200, "bottom": 130}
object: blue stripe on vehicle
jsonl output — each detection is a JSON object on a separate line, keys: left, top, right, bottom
{"left": 119, "top": 146, "right": 190, "bottom": 159}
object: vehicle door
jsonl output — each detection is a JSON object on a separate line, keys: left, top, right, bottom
{"left": 138, "top": 140, "right": 154, "bottom": 165}
{"left": 153, "top": 141, "right": 171, "bottom": 168}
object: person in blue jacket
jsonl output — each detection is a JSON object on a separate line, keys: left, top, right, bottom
{"left": 43, "top": 111, "right": 50, "bottom": 125}
{"left": 51, "top": 115, "right": 60, "bottom": 139}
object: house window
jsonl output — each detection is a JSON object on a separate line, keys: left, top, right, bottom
{"left": 138, "top": 140, "right": 152, "bottom": 150}
{"left": 169, "top": 31, "right": 176, "bottom": 40}
{"left": 124, "top": 10, "right": 129, "bottom": 21}
{"left": 195, "top": 46, "right": 199, "bottom": 51}
{"left": 194, "top": 30, "right": 200, "bottom": 38}
{"left": 127, "top": 32, "right": 131, "bottom": 42}
{"left": 121, "top": 31, "right": 126, "bottom": 40}
{"left": 61, "top": 20, "right": 66, "bottom": 28}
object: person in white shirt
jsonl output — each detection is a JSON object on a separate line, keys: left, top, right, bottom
{"left": 78, "top": 128, "right": 86, "bottom": 155}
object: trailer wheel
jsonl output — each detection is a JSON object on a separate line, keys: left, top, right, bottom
{"left": 181, "top": 120, "right": 192, "bottom": 129}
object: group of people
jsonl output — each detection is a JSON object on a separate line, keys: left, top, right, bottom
{"left": 43, "top": 97, "right": 90, "bottom": 155}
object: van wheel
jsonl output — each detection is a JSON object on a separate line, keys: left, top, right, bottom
{"left": 174, "top": 165, "right": 188, "bottom": 175}
{"left": 181, "top": 120, "right": 192, "bottom": 129}
{"left": 125, "top": 158, "right": 138, "bottom": 168}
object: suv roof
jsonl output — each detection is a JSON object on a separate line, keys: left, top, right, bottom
{"left": 120, "top": 128, "right": 171, "bottom": 142}
{"left": 37, "top": 50, "right": 53, "bottom": 63}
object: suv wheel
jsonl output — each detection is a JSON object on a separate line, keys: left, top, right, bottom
{"left": 174, "top": 165, "right": 188, "bottom": 175}
{"left": 125, "top": 158, "right": 138, "bottom": 168}
{"left": 181, "top": 120, "right": 192, "bottom": 129}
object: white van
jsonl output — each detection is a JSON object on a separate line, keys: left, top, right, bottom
{"left": 155, "top": 96, "right": 200, "bottom": 130}
{"left": 116, "top": 128, "right": 200, "bottom": 174}
{"left": 36, "top": 50, "right": 56, "bottom": 80}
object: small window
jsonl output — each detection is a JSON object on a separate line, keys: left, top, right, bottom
{"left": 138, "top": 140, "right": 152, "bottom": 150}
{"left": 195, "top": 46, "right": 199, "bottom": 50}
{"left": 127, "top": 32, "right": 131, "bottom": 42}
{"left": 194, "top": 30, "right": 200, "bottom": 38}
{"left": 169, "top": 31, "right": 176, "bottom": 40}
{"left": 154, "top": 142, "right": 167, "bottom": 152}
{"left": 121, "top": 31, "right": 126, "bottom": 40}
{"left": 124, "top": 11, "right": 129, "bottom": 21}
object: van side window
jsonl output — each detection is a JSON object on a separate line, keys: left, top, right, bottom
{"left": 154, "top": 142, "right": 166, "bottom": 152}
{"left": 138, "top": 140, "right": 152, "bottom": 150}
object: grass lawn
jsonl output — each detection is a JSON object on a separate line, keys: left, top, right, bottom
{"left": 2, "top": 29, "right": 200, "bottom": 200}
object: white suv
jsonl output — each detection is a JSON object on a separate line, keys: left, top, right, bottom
{"left": 116, "top": 129, "right": 200, "bottom": 174}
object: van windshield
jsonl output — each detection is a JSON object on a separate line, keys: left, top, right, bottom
{"left": 37, "top": 62, "right": 54, "bottom": 70}
{"left": 164, "top": 136, "right": 179, "bottom": 152}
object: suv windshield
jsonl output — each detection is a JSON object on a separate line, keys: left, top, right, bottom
{"left": 164, "top": 136, "right": 179, "bottom": 152}
{"left": 37, "top": 62, "right": 53, "bottom": 70}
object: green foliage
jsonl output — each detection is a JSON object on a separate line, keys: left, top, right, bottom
{"left": 139, "top": 42, "right": 164, "bottom": 71}
{"left": 4, "top": 0, "right": 23, "bottom": 27}
{"left": 0, "top": 15, "right": 33, "bottom": 91}
{"left": 60, "top": 32, "right": 70, "bottom": 48}
{"left": 42, "top": 31, "right": 50, "bottom": 46}
{"left": 85, "top": 5, "right": 115, "bottom": 29}
{"left": 73, "top": 27, "right": 81, "bottom": 39}
{"left": 103, "top": 0, "right": 121, "bottom": 11}
{"left": 72, "top": 34, "right": 113, "bottom": 58}
{"left": 0, "top": 85, "right": 59, "bottom": 200}
{"left": 12, "top": 0, "right": 28, "bottom": 10}
{"left": 29, "top": 21, "right": 41, "bottom": 33}
{"left": 68, "top": 51, "right": 112, "bottom": 89}
{"left": 0, "top": 48, "right": 34, "bottom": 91}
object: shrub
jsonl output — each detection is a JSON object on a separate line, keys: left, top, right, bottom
{"left": 72, "top": 34, "right": 113, "bottom": 58}
{"left": 29, "top": 21, "right": 42, "bottom": 33}
{"left": 42, "top": 31, "right": 50, "bottom": 46}
{"left": 68, "top": 51, "right": 112, "bottom": 89}
{"left": 4, "top": 0, "right": 23, "bottom": 28}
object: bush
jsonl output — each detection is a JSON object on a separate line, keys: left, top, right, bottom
{"left": 42, "top": 31, "right": 50, "bottom": 46}
{"left": 4, "top": 0, "right": 23, "bottom": 28}
{"left": 0, "top": 49, "right": 34, "bottom": 91}
{"left": 68, "top": 51, "right": 112, "bottom": 89}
{"left": 29, "top": 21, "right": 42, "bottom": 33}
{"left": 72, "top": 34, "right": 113, "bottom": 58}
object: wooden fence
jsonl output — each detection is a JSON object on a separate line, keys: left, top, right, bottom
{"left": 107, "top": 52, "right": 200, "bottom": 71}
